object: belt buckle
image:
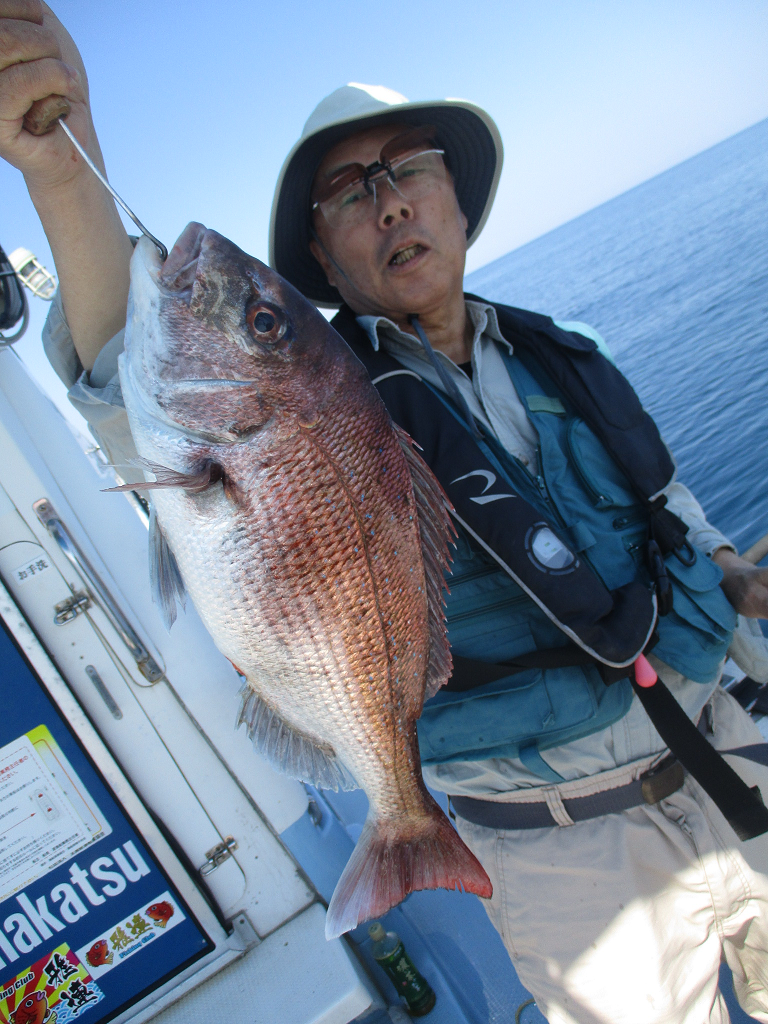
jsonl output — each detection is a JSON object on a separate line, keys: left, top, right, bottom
{"left": 640, "top": 756, "right": 685, "bottom": 805}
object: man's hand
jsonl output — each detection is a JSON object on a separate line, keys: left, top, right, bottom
{"left": 713, "top": 547, "right": 768, "bottom": 619}
{"left": 0, "top": 0, "right": 95, "bottom": 191}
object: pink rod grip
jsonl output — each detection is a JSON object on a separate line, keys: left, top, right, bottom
{"left": 634, "top": 653, "right": 658, "bottom": 688}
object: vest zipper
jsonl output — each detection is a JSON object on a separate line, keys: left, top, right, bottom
{"left": 448, "top": 592, "right": 529, "bottom": 624}
{"left": 534, "top": 449, "right": 568, "bottom": 531}
{"left": 448, "top": 563, "right": 501, "bottom": 587}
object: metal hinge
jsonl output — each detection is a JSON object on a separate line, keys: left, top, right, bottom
{"left": 54, "top": 591, "right": 91, "bottom": 625}
{"left": 199, "top": 836, "right": 238, "bottom": 876}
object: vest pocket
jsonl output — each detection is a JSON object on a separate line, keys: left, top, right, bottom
{"left": 417, "top": 665, "right": 628, "bottom": 765}
{"left": 664, "top": 552, "right": 737, "bottom": 637}
{"left": 565, "top": 418, "right": 638, "bottom": 509}
{"left": 654, "top": 549, "right": 737, "bottom": 680}
{"left": 446, "top": 547, "right": 534, "bottom": 662}
{"left": 448, "top": 593, "right": 533, "bottom": 663}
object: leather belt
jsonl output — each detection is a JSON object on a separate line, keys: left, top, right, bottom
{"left": 449, "top": 756, "right": 686, "bottom": 830}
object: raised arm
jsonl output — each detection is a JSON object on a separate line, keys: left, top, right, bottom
{"left": 0, "top": 0, "right": 134, "bottom": 370}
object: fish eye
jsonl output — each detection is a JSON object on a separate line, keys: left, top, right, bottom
{"left": 254, "top": 311, "right": 274, "bottom": 332}
{"left": 246, "top": 302, "right": 286, "bottom": 345}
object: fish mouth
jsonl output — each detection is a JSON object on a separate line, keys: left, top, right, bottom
{"left": 388, "top": 242, "right": 427, "bottom": 267}
{"left": 157, "top": 221, "right": 207, "bottom": 302}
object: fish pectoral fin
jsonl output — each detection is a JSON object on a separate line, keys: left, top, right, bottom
{"left": 237, "top": 685, "right": 357, "bottom": 792}
{"left": 103, "top": 458, "right": 221, "bottom": 493}
{"left": 395, "top": 424, "right": 456, "bottom": 700}
{"left": 149, "top": 506, "right": 187, "bottom": 630}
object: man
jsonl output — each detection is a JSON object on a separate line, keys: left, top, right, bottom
{"left": 2, "top": 5, "right": 768, "bottom": 1021}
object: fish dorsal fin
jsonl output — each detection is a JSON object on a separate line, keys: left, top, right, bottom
{"left": 237, "top": 685, "right": 357, "bottom": 792}
{"left": 149, "top": 506, "right": 187, "bottom": 630}
{"left": 395, "top": 425, "right": 456, "bottom": 699}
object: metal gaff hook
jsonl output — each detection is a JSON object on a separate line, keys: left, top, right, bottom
{"left": 57, "top": 120, "right": 168, "bottom": 262}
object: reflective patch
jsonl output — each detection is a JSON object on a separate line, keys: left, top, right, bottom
{"left": 525, "top": 524, "right": 578, "bottom": 574}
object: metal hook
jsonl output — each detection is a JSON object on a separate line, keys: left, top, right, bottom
{"left": 57, "top": 120, "right": 168, "bottom": 262}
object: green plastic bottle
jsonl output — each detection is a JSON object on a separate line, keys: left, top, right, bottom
{"left": 368, "top": 921, "right": 436, "bottom": 1016}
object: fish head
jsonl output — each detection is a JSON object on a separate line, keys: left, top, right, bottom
{"left": 86, "top": 940, "right": 107, "bottom": 964}
{"left": 12, "top": 992, "right": 46, "bottom": 1024}
{"left": 122, "top": 223, "right": 352, "bottom": 444}
{"left": 146, "top": 900, "right": 173, "bottom": 920}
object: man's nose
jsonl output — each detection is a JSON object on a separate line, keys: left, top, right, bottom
{"left": 376, "top": 182, "right": 414, "bottom": 228}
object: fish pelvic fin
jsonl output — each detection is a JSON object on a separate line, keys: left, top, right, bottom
{"left": 324, "top": 793, "right": 492, "bottom": 939}
{"left": 395, "top": 425, "right": 456, "bottom": 700}
{"left": 149, "top": 506, "right": 187, "bottom": 630}
{"left": 237, "top": 685, "right": 357, "bottom": 792}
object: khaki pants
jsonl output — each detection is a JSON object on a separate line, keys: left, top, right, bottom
{"left": 455, "top": 688, "right": 768, "bottom": 1023}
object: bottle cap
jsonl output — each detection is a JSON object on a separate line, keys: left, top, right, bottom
{"left": 368, "top": 922, "right": 386, "bottom": 942}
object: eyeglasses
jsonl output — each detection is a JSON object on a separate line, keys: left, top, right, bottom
{"left": 311, "top": 126, "right": 446, "bottom": 229}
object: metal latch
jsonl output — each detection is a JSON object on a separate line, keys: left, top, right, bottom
{"left": 54, "top": 591, "right": 91, "bottom": 625}
{"left": 199, "top": 836, "right": 238, "bottom": 876}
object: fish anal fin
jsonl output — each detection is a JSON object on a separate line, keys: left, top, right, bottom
{"left": 395, "top": 424, "right": 456, "bottom": 699}
{"left": 149, "top": 506, "right": 187, "bottom": 630}
{"left": 237, "top": 685, "right": 357, "bottom": 792}
{"left": 325, "top": 792, "right": 492, "bottom": 939}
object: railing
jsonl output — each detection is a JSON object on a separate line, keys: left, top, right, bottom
{"left": 743, "top": 531, "right": 768, "bottom": 566}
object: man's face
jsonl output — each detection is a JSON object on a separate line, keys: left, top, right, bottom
{"left": 309, "top": 124, "right": 469, "bottom": 320}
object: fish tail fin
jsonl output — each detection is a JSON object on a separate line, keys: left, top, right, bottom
{"left": 324, "top": 795, "right": 492, "bottom": 939}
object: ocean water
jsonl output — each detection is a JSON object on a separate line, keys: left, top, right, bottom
{"left": 466, "top": 117, "right": 768, "bottom": 558}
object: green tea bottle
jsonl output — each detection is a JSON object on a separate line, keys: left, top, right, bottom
{"left": 368, "top": 921, "right": 436, "bottom": 1016}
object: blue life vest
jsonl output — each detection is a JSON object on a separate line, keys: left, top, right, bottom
{"left": 416, "top": 350, "right": 736, "bottom": 777}
{"left": 330, "top": 301, "right": 737, "bottom": 778}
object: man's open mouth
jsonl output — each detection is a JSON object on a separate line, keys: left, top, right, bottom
{"left": 389, "top": 243, "right": 425, "bottom": 266}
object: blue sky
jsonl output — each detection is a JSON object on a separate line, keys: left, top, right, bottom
{"left": 3, "top": 0, "right": 768, "bottom": 426}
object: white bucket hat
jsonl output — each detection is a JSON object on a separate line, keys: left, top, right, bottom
{"left": 269, "top": 83, "right": 503, "bottom": 307}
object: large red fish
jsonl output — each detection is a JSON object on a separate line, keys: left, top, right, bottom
{"left": 118, "top": 225, "right": 492, "bottom": 938}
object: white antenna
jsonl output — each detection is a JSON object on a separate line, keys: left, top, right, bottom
{"left": 8, "top": 248, "right": 57, "bottom": 301}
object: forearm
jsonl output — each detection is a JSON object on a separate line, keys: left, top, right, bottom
{"left": 29, "top": 160, "right": 133, "bottom": 371}
{"left": 663, "top": 481, "right": 735, "bottom": 557}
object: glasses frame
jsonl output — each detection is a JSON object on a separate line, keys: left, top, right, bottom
{"left": 311, "top": 126, "right": 445, "bottom": 222}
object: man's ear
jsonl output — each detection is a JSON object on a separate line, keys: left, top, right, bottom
{"left": 309, "top": 238, "right": 339, "bottom": 289}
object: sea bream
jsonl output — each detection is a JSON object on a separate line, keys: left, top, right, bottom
{"left": 118, "top": 223, "right": 492, "bottom": 938}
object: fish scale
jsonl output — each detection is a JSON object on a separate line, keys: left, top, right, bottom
{"left": 118, "top": 223, "right": 492, "bottom": 937}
